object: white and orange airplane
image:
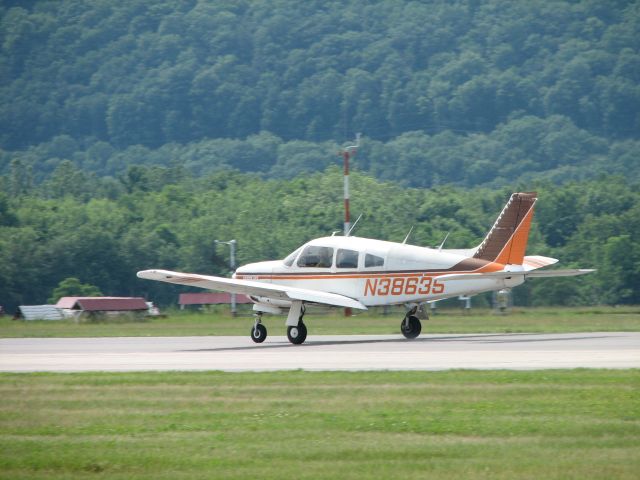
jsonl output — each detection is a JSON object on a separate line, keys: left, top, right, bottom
{"left": 138, "top": 192, "right": 593, "bottom": 344}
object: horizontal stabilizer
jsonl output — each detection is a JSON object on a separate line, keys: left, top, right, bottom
{"left": 523, "top": 255, "right": 558, "bottom": 270}
{"left": 137, "top": 269, "right": 367, "bottom": 310}
{"left": 516, "top": 269, "right": 595, "bottom": 278}
{"left": 438, "top": 269, "right": 595, "bottom": 282}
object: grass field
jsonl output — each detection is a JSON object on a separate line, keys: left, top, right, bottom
{"left": 2, "top": 306, "right": 640, "bottom": 338}
{"left": 2, "top": 310, "right": 638, "bottom": 478}
{"left": 0, "top": 370, "right": 638, "bottom": 479}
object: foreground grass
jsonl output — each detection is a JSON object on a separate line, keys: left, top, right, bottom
{"left": 0, "top": 370, "right": 638, "bottom": 479}
{"left": 1, "top": 306, "right": 640, "bottom": 338}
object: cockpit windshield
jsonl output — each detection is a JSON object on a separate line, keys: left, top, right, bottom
{"left": 283, "top": 248, "right": 301, "bottom": 267}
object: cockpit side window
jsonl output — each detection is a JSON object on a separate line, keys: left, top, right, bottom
{"left": 365, "top": 253, "right": 384, "bottom": 268}
{"left": 297, "top": 245, "right": 334, "bottom": 268}
{"left": 283, "top": 248, "right": 301, "bottom": 267}
{"left": 336, "top": 249, "right": 359, "bottom": 268}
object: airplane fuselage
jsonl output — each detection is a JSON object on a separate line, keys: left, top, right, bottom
{"left": 234, "top": 235, "right": 524, "bottom": 308}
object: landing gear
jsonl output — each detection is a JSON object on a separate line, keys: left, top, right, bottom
{"left": 286, "top": 304, "right": 307, "bottom": 345}
{"left": 401, "top": 315, "right": 421, "bottom": 339}
{"left": 287, "top": 321, "right": 307, "bottom": 344}
{"left": 251, "top": 313, "right": 267, "bottom": 343}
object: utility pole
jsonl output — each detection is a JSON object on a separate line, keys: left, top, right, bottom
{"left": 339, "top": 133, "right": 361, "bottom": 317}
{"left": 215, "top": 239, "right": 237, "bottom": 316}
{"left": 340, "top": 133, "right": 361, "bottom": 236}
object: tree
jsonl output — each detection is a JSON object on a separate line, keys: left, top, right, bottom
{"left": 48, "top": 277, "right": 102, "bottom": 304}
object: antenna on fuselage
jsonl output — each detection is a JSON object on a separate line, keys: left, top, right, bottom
{"left": 402, "top": 226, "right": 414, "bottom": 244}
{"left": 345, "top": 213, "right": 363, "bottom": 237}
{"left": 437, "top": 232, "right": 450, "bottom": 251}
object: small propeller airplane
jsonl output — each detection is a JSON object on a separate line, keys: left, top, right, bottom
{"left": 138, "top": 192, "right": 594, "bottom": 344}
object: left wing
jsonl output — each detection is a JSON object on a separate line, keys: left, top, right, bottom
{"left": 137, "top": 269, "right": 367, "bottom": 310}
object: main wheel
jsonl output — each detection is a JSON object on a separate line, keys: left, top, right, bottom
{"left": 251, "top": 323, "right": 267, "bottom": 343}
{"left": 287, "top": 321, "right": 307, "bottom": 345}
{"left": 400, "top": 315, "right": 421, "bottom": 339}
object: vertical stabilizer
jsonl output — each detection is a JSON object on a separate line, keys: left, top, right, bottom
{"left": 474, "top": 192, "right": 537, "bottom": 265}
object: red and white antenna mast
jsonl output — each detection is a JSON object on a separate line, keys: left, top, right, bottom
{"left": 339, "top": 133, "right": 361, "bottom": 318}
{"left": 341, "top": 133, "right": 361, "bottom": 236}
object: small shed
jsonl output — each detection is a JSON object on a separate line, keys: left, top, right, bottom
{"left": 179, "top": 292, "right": 252, "bottom": 309}
{"left": 17, "top": 305, "right": 64, "bottom": 321}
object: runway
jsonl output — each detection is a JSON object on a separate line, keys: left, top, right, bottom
{"left": 1, "top": 332, "right": 638, "bottom": 372}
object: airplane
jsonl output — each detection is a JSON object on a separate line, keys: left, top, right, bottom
{"left": 138, "top": 192, "right": 594, "bottom": 345}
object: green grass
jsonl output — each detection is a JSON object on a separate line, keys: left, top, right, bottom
{"left": 2, "top": 306, "right": 640, "bottom": 338}
{"left": 0, "top": 370, "right": 638, "bottom": 479}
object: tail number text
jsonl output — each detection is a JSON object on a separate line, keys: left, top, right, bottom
{"left": 364, "top": 276, "right": 444, "bottom": 297}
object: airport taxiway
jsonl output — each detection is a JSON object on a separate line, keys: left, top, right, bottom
{"left": 1, "top": 332, "right": 638, "bottom": 372}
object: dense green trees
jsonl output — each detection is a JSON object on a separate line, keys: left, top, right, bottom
{"left": 48, "top": 277, "right": 102, "bottom": 304}
{"left": 1, "top": 1, "right": 639, "bottom": 186}
{"left": 0, "top": 167, "right": 638, "bottom": 312}
{"left": 3, "top": 117, "right": 638, "bottom": 189}
{"left": 1, "top": 1, "right": 639, "bottom": 311}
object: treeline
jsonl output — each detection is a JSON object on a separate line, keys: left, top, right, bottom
{"left": 4, "top": 115, "right": 640, "bottom": 189}
{"left": 1, "top": 0, "right": 640, "bottom": 187}
{"left": 1, "top": 167, "right": 638, "bottom": 312}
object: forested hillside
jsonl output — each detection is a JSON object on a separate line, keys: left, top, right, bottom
{"left": 1, "top": 1, "right": 639, "bottom": 310}
{"left": 1, "top": 168, "right": 639, "bottom": 312}
{"left": 1, "top": 0, "right": 639, "bottom": 186}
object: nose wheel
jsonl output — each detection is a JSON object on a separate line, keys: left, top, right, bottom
{"left": 251, "top": 314, "right": 267, "bottom": 343}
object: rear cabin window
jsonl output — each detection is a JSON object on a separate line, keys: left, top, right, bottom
{"left": 336, "top": 249, "right": 359, "bottom": 268}
{"left": 297, "top": 246, "right": 334, "bottom": 268}
{"left": 365, "top": 253, "right": 384, "bottom": 268}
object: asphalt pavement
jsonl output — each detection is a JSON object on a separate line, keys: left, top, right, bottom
{"left": 1, "top": 332, "right": 638, "bottom": 372}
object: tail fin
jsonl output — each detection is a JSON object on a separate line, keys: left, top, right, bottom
{"left": 474, "top": 192, "right": 537, "bottom": 265}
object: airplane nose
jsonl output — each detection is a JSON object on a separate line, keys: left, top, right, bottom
{"left": 233, "top": 264, "right": 248, "bottom": 278}
{"left": 233, "top": 261, "right": 277, "bottom": 283}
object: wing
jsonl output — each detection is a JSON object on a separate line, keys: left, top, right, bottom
{"left": 437, "top": 269, "right": 595, "bottom": 281}
{"left": 137, "top": 269, "right": 367, "bottom": 310}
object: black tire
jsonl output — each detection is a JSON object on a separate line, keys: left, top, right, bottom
{"left": 401, "top": 315, "right": 421, "bottom": 339}
{"left": 287, "top": 321, "right": 307, "bottom": 345}
{"left": 251, "top": 323, "right": 267, "bottom": 343}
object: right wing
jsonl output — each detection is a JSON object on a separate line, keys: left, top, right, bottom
{"left": 137, "top": 269, "right": 367, "bottom": 310}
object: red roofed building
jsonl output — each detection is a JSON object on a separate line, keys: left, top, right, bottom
{"left": 72, "top": 297, "right": 149, "bottom": 311}
{"left": 56, "top": 296, "right": 150, "bottom": 318}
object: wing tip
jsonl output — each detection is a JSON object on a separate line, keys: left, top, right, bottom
{"left": 136, "top": 269, "right": 151, "bottom": 279}
{"left": 137, "top": 269, "right": 175, "bottom": 280}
